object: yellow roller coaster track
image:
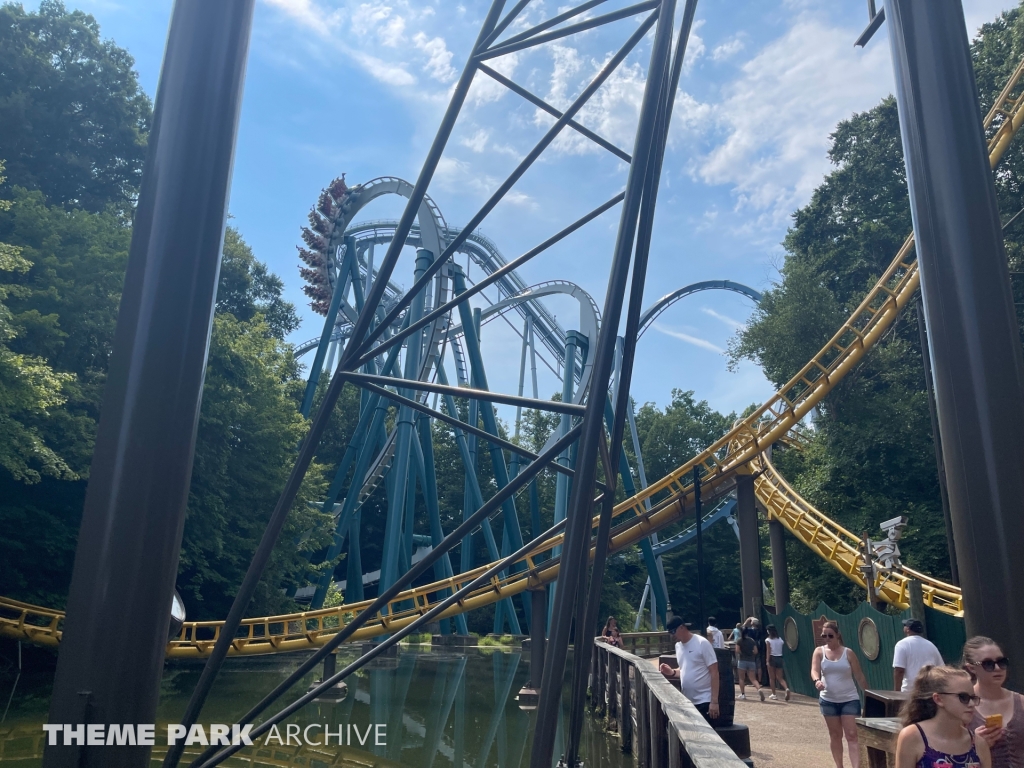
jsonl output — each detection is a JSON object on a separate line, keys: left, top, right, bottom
{"left": 3, "top": 58, "right": 1023, "bottom": 657}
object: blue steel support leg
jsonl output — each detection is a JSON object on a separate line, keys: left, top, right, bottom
{"left": 346, "top": 506, "right": 363, "bottom": 602}
{"left": 436, "top": 363, "right": 505, "bottom": 555}
{"left": 548, "top": 331, "right": 580, "bottom": 628}
{"left": 622, "top": 376, "right": 671, "bottom": 626}
{"left": 426, "top": 657, "right": 467, "bottom": 768}
{"left": 509, "top": 316, "right": 532, "bottom": 483}
{"left": 434, "top": 361, "right": 514, "bottom": 627}
{"left": 602, "top": 397, "right": 669, "bottom": 627}
{"left": 476, "top": 652, "right": 522, "bottom": 768}
{"left": 370, "top": 663, "right": 390, "bottom": 757}
{"left": 452, "top": 267, "right": 525, "bottom": 634}
{"left": 551, "top": 331, "right": 580, "bottom": 557}
{"left": 301, "top": 235, "right": 355, "bottom": 417}
{"left": 462, "top": 395, "right": 479, "bottom": 574}
{"left": 414, "top": 415, "right": 469, "bottom": 635}
{"left": 309, "top": 330, "right": 405, "bottom": 609}
{"left": 387, "top": 653, "right": 417, "bottom": 762}
{"left": 379, "top": 249, "right": 433, "bottom": 595}
{"left": 454, "top": 662, "right": 466, "bottom": 768}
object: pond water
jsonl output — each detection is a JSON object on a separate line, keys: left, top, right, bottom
{"left": 0, "top": 646, "right": 633, "bottom": 768}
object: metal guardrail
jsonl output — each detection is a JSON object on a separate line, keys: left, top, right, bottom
{"left": 590, "top": 639, "right": 746, "bottom": 768}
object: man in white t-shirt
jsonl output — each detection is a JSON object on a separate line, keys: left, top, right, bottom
{"left": 893, "top": 618, "right": 944, "bottom": 691}
{"left": 705, "top": 616, "right": 725, "bottom": 649}
{"left": 659, "top": 617, "right": 720, "bottom": 722}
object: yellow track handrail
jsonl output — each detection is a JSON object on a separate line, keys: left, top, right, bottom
{"left": 3, "top": 57, "right": 1023, "bottom": 656}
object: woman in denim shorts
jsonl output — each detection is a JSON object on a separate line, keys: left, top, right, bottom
{"left": 811, "top": 621, "right": 869, "bottom": 767}
{"left": 735, "top": 628, "right": 765, "bottom": 701}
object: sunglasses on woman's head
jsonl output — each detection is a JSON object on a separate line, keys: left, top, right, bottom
{"left": 974, "top": 657, "right": 1009, "bottom": 672}
{"left": 937, "top": 692, "right": 982, "bottom": 707}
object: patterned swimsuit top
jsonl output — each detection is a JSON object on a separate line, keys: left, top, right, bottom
{"left": 915, "top": 724, "right": 982, "bottom": 768}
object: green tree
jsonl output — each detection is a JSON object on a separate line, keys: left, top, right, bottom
{"left": 0, "top": 0, "right": 151, "bottom": 213}
{"left": 218, "top": 226, "right": 300, "bottom": 340}
{"left": 177, "top": 313, "right": 333, "bottom": 620}
{"left": 0, "top": 160, "right": 75, "bottom": 484}
{"left": 728, "top": 5, "right": 1024, "bottom": 612}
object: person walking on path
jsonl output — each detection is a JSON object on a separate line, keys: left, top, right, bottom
{"left": 893, "top": 618, "right": 944, "bottom": 692}
{"left": 962, "top": 636, "right": 1023, "bottom": 767}
{"left": 894, "top": 665, "right": 990, "bottom": 768}
{"left": 736, "top": 628, "right": 765, "bottom": 701}
{"left": 812, "top": 620, "right": 870, "bottom": 768}
{"left": 766, "top": 624, "right": 791, "bottom": 701}
{"left": 660, "top": 617, "right": 721, "bottom": 723}
{"left": 706, "top": 616, "right": 725, "bottom": 649}
{"left": 731, "top": 622, "right": 742, "bottom": 643}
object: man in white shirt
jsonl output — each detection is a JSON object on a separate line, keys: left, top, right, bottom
{"left": 706, "top": 616, "right": 725, "bottom": 649}
{"left": 659, "top": 617, "right": 720, "bottom": 722}
{"left": 893, "top": 618, "right": 944, "bottom": 691}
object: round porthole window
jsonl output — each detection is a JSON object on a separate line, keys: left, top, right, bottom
{"left": 859, "top": 617, "right": 880, "bottom": 661}
{"left": 783, "top": 616, "right": 799, "bottom": 651}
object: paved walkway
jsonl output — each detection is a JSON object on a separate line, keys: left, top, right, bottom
{"left": 645, "top": 658, "right": 837, "bottom": 765}
{"left": 733, "top": 685, "right": 837, "bottom": 766}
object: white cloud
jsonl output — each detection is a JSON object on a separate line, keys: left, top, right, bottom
{"left": 351, "top": 2, "right": 392, "bottom": 37}
{"left": 263, "top": 0, "right": 341, "bottom": 34}
{"left": 347, "top": 48, "right": 416, "bottom": 86}
{"left": 468, "top": 52, "right": 521, "bottom": 105}
{"left": 695, "top": 15, "right": 892, "bottom": 229}
{"left": 379, "top": 15, "right": 406, "bottom": 47}
{"left": 413, "top": 32, "right": 457, "bottom": 82}
{"left": 701, "top": 307, "right": 746, "bottom": 331}
{"left": 434, "top": 154, "right": 536, "bottom": 209}
{"left": 683, "top": 19, "right": 706, "bottom": 72}
{"left": 461, "top": 129, "right": 490, "bottom": 153}
{"left": 711, "top": 36, "right": 745, "bottom": 62}
{"left": 532, "top": 45, "right": 646, "bottom": 157}
{"left": 652, "top": 323, "right": 725, "bottom": 354}
{"left": 260, "top": 0, "right": 464, "bottom": 93}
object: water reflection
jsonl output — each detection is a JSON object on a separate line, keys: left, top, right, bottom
{"left": 0, "top": 647, "right": 631, "bottom": 768}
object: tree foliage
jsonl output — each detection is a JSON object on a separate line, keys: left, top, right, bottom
{"left": 729, "top": 5, "right": 1024, "bottom": 612}
{"left": 178, "top": 313, "right": 332, "bottom": 620}
{"left": 0, "top": 160, "right": 75, "bottom": 484}
{"left": 0, "top": 0, "right": 151, "bottom": 213}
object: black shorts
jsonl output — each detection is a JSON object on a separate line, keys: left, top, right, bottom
{"left": 693, "top": 702, "right": 714, "bottom": 723}
{"left": 769, "top": 656, "right": 785, "bottom": 669}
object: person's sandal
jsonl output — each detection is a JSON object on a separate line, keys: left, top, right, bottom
{"left": 759, "top": 689, "right": 765, "bottom": 702}
{"left": 785, "top": 689, "right": 791, "bottom": 701}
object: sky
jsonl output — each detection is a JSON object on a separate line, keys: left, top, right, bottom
{"left": 71, "top": 0, "right": 1018, "bottom": 422}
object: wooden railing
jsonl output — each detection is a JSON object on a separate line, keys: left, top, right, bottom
{"left": 590, "top": 640, "right": 746, "bottom": 768}
{"left": 616, "top": 631, "right": 676, "bottom": 658}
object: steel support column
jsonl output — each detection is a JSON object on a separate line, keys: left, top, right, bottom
{"left": 915, "top": 299, "right": 959, "bottom": 586}
{"left": 379, "top": 249, "right": 433, "bottom": 593}
{"left": 768, "top": 518, "right": 790, "bottom": 610}
{"left": 44, "top": 3, "right": 255, "bottom": 767}
{"left": 736, "top": 473, "right": 762, "bottom": 620}
{"left": 530, "top": 0, "right": 679, "bottom": 764}
{"left": 885, "top": 0, "right": 1024, "bottom": 689}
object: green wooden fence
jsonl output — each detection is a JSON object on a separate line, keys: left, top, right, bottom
{"left": 763, "top": 601, "right": 966, "bottom": 699}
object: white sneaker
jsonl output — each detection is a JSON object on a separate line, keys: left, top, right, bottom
{"left": 738, "top": 693, "right": 747, "bottom": 700}
{"left": 769, "top": 694, "right": 778, "bottom": 700}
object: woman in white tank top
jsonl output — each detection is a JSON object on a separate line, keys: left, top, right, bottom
{"left": 811, "top": 620, "right": 870, "bottom": 768}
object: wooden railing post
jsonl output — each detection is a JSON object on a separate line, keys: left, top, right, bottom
{"left": 606, "top": 651, "right": 614, "bottom": 724}
{"left": 620, "top": 662, "right": 632, "bottom": 750}
{"left": 586, "top": 639, "right": 746, "bottom": 767}
{"left": 636, "top": 672, "right": 648, "bottom": 767}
